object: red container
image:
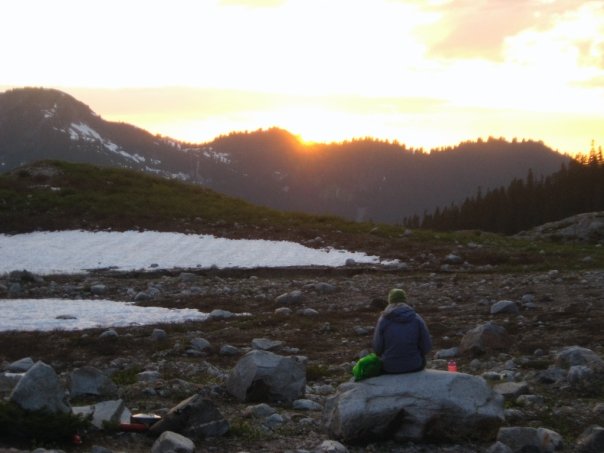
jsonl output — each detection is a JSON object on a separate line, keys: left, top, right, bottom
{"left": 447, "top": 360, "right": 457, "bottom": 372}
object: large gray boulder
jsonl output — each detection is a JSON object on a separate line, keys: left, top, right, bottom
{"left": 9, "top": 361, "right": 70, "bottom": 414}
{"left": 148, "top": 394, "right": 229, "bottom": 439}
{"left": 69, "top": 366, "right": 118, "bottom": 399}
{"left": 226, "top": 350, "right": 306, "bottom": 403}
{"left": 323, "top": 370, "right": 504, "bottom": 443}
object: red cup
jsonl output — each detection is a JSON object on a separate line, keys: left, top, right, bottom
{"left": 447, "top": 360, "right": 457, "bottom": 372}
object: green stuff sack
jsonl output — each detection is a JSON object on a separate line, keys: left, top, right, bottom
{"left": 352, "top": 353, "right": 382, "bottom": 381}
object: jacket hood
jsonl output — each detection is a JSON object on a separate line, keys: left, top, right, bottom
{"left": 382, "top": 303, "right": 416, "bottom": 323}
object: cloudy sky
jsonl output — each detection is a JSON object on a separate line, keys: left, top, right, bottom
{"left": 2, "top": 0, "right": 603, "bottom": 154}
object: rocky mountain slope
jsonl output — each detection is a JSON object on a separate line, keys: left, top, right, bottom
{"left": 0, "top": 87, "right": 570, "bottom": 223}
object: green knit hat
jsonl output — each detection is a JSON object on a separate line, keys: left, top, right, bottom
{"left": 387, "top": 288, "right": 407, "bottom": 304}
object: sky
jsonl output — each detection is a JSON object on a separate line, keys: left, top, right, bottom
{"left": 0, "top": 230, "right": 392, "bottom": 332}
{"left": 1, "top": 0, "right": 603, "bottom": 155}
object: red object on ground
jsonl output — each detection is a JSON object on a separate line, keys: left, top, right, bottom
{"left": 119, "top": 423, "right": 149, "bottom": 432}
{"left": 447, "top": 360, "right": 458, "bottom": 372}
{"left": 72, "top": 434, "right": 82, "bottom": 444}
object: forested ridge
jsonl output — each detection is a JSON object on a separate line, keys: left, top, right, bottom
{"left": 408, "top": 145, "right": 604, "bottom": 234}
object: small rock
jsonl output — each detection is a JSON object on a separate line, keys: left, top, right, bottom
{"left": 275, "top": 290, "right": 304, "bottom": 305}
{"left": 137, "top": 370, "right": 161, "bottom": 383}
{"left": 251, "top": 338, "right": 283, "bottom": 351}
{"left": 490, "top": 300, "right": 519, "bottom": 315}
{"left": 209, "top": 309, "right": 235, "bottom": 320}
{"left": 274, "top": 307, "right": 292, "bottom": 316}
{"left": 293, "top": 399, "right": 322, "bottom": 411}
{"left": 7, "top": 357, "right": 35, "bottom": 373}
{"left": 151, "top": 431, "right": 195, "bottom": 453}
{"left": 99, "top": 329, "right": 118, "bottom": 339}
{"left": 190, "top": 337, "right": 212, "bottom": 352}
{"left": 90, "top": 284, "right": 107, "bottom": 295}
{"left": 314, "top": 439, "right": 349, "bottom": 452}
{"left": 219, "top": 344, "right": 241, "bottom": 356}
{"left": 243, "top": 403, "right": 277, "bottom": 418}
{"left": 150, "top": 329, "right": 167, "bottom": 341}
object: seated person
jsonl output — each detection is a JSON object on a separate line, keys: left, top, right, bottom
{"left": 372, "top": 288, "right": 432, "bottom": 373}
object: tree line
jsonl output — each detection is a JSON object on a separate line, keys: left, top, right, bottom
{"left": 405, "top": 145, "right": 604, "bottom": 235}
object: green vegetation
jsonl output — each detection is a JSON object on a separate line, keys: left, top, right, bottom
{"left": 111, "top": 366, "right": 143, "bottom": 386}
{"left": 0, "top": 400, "right": 90, "bottom": 445}
{"left": 0, "top": 160, "right": 380, "bottom": 236}
{"left": 1, "top": 160, "right": 603, "bottom": 272}
{"left": 413, "top": 148, "right": 604, "bottom": 234}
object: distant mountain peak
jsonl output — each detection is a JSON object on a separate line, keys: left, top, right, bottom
{"left": 1, "top": 87, "right": 571, "bottom": 223}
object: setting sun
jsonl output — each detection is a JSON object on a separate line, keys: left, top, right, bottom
{"left": 1, "top": 0, "right": 603, "bottom": 155}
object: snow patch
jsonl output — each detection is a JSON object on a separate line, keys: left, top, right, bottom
{"left": 0, "top": 298, "right": 208, "bottom": 332}
{"left": 0, "top": 230, "right": 394, "bottom": 275}
{"left": 203, "top": 148, "right": 231, "bottom": 164}
{"left": 68, "top": 122, "right": 145, "bottom": 163}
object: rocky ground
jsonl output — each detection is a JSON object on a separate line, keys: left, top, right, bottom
{"left": 1, "top": 259, "right": 603, "bottom": 452}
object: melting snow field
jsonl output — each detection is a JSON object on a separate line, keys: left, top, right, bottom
{"left": 0, "top": 230, "right": 388, "bottom": 275}
{"left": 0, "top": 230, "right": 394, "bottom": 332}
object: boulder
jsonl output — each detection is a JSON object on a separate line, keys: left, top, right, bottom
{"left": 148, "top": 394, "right": 229, "bottom": 439}
{"left": 275, "top": 290, "right": 304, "bottom": 305}
{"left": 459, "top": 322, "right": 509, "bottom": 356}
{"left": 497, "top": 426, "right": 563, "bottom": 452}
{"left": 493, "top": 382, "right": 529, "bottom": 401}
{"left": 226, "top": 350, "right": 306, "bottom": 403}
{"left": 7, "top": 357, "right": 35, "bottom": 373}
{"left": 151, "top": 430, "right": 195, "bottom": 453}
{"left": 69, "top": 366, "right": 118, "bottom": 399}
{"left": 322, "top": 370, "right": 503, "bottom": 443}
{"left": 72, "top": 399, "right": 128, "bottom": 429}
{"left": 576, "top": 425, "right": 604, "bottom": 453}
{"left": 556, "top": 346, "right": 604, "bottom": 369}
{"left": 9, "top": 361, "right": 70, "bottom": 414}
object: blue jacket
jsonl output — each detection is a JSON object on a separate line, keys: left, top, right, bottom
{"left": 372, "top": 303, "right": 432, "bottom": 373}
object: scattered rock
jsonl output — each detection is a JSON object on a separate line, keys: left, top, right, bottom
{"left": 496, "top": 426, "right": 563, "bottom": 452}
{"left": 9, "top": 361, "right": 70, "bottom": 414}
{"left": 251, "top": 338, "right": 283, "bottom": 351}
{"left": 275, "top": 290, "right": 304, "bottom": 305}
{"left": 459, "top": 322, "right": 509, "bottom": 356}
{"left": 69, "top": 366, "right": 118, "bottom": 399}
{"left": 148, "top": 394, "right": 229, "bottom": 439}
{"left": 323, "top": 370, "right": 504, "bottom": 443}
{"left": 575, "top": 425, "right": 604, "bottom": 453}
{"left": 490, "top": 300, "right": 519, "bottom": 315}
{"left": 150, "top": 329, "right": 167, "bottom": 341}
{"left": 7, "top": 357, "right": 35, "bottom": 373}
{"left": 151, "top": 430, "right": 195, "bottom": 453}
{"left": 226, "top": 350, "right": 306, "bottom": 403}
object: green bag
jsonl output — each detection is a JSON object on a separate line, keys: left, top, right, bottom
{"left": 352, "top": 353, "right": 382, "bottom": 381}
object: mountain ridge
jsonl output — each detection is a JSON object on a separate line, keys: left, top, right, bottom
{"left": 0, "top": 87, "right": 571, "bottom": 223}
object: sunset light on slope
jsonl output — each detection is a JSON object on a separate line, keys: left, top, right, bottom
{"left": 2, "top": 0, "right": 603, "bottom": 154}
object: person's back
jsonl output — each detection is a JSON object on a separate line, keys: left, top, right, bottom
{"left": 372, "top": 289, "right": 432, "bottom": 374}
